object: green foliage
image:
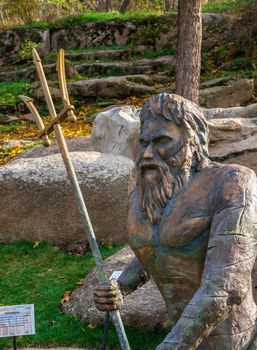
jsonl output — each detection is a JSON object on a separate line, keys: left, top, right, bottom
{"left": 202, "top": 0, "right": 256, "bottom": 13}
{"left": 15, "top": 40, "right": 39, "bottom": 63}
{"left": 144, "top": 48, "right": 176, "bottom": 58}
{"left": 0, "top": 241, "right": 166, "bottom": 349}
{"left": 52, "top": 11, "right": 163, "bottom": 29}
{"left": 201, "top": 53, "right": 213, "bottom": 74}
{"left": 0, "top": 0, "right": 85, "bottom": 26}
{"left": 221, "top": 57, "right": 256, "bottom": 71}
{"left": 0, "top": 80, "right": 30, "bottom": 106}
{"left": 212, "top": 44, "right": 230, "bottom": 66}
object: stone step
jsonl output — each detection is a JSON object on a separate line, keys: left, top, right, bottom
{"left": 0, "top": 61, "right": 76, "bottom": 82}
{"left": 76, "top": 55, "right": 175, "bottom": 77}
{"left": 0, "top": 55, "right": 175, "bottom": 82}
{"left": 64, "top": 48, "right": 133, "bottom": 61}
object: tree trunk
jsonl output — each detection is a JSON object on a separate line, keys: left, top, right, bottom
{"left": 120, "top": 0, "right": 131, "bottom": 14}
{"left": 175, "top": 0, "right": 202, "bottom": 104}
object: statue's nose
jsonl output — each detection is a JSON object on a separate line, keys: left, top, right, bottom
{"left": 143, "top": 143, "right": 153, "bottom": 159}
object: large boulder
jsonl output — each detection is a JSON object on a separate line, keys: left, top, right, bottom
{"left": 92, "top": 106, "right": 140, "bottom": 160}
{"left": 67, "top": 76, "right": 156, "bottom": 99}
{"left": 62, "top": 247, "right": 170, "bottom": 330}
{"left": 199, "top": 78, "right": 254, "bottom": 108}
{"left": 15, "top": 136, "right": 93, "bottom": 160}
{"left": 0, "top": 152, "right": 135, "bottom": 243}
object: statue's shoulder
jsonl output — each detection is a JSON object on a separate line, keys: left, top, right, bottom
{"left": 207, "top": 162, "right": 257, "bottom": 205}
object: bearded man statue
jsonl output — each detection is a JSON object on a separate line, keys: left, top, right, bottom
{"left": 94, "top": 93, "right": 257, "bottom": 350}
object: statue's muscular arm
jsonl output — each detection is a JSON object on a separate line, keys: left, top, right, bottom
{"left": 156, "top": 167, "right": 257, "bottom": 350}
{"left": 118, "top": 257, "right": 150, "bottom": 295}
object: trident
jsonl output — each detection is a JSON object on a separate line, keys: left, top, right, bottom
{"left": 19, "top": 48, "right": 131, "bottom": 350}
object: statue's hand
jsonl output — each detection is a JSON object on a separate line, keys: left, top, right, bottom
{"left": 93, "top": 279, "right": 123, "bottom": 312}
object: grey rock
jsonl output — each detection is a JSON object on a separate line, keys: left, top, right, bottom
{"left": 200, "top": 78, "right": 254, "bottom": 108}
{"left": 200, "top": 77, "right": 232, "bottom": 89}
{"left": 92, "top": 106, "right": 140, "bottom": 160}
{"left": 65, "top": 49, "right": 132, "bottom": 61}
{"left": 67, "top": 76, "right": 156, "bottom": 99}
{"left": 62, "top": 247, "right": 170, "bottom": 330}
{"left": 76, "top": 55, "right": 175, "bottom": 77}
{"left": 202, "top": 13, "right": 233, "bottom": 32}
{"left": 1, "top": 29, "right": 50, "bottom": 61}
{"left": 208, "top": 118, "right": 257, "bottom": 143}
{"left": 0, "top": 61, "right": 76, "bottom": 82}
{"left": 0, "top": 152, "right": 135, "bottom": 243}
{"left": 2, "top": 139, "right": 34, "bottom": 148}
{"left": 220, "top": 151, "right": 257, "bottom": 178}
{"left": 14, "top": 136, "right": 93, "bottom": 160}
{"left": 203, "top": 103, "right": 257, "bottom": 120}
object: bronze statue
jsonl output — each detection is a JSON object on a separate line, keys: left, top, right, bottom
{"left": 94, "top": 93, "right": 257, "bottom": 349}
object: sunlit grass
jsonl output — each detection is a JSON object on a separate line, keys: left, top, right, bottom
{"left": 0, "top": 241, "right": 166, "bottom": 349}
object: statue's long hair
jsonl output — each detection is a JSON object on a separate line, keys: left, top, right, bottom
{"left": 139, "top": 93, "right": 210, "bottom": 172}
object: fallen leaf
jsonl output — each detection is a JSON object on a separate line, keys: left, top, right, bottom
{"left": 33, "top": 241, "right": 40, "bottom": 248}
{"left": 60, "top": 291, "right": 72, "bottom": 305}
{"left": 76, "top": 279, "right": 84, "bottom": 287}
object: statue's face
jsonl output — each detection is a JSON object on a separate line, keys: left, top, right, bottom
{"left": 139, "top": 117, "right": 184, "bottom": 168}
{"left": 138, "top": 116, "right": 187, "bottom": 224}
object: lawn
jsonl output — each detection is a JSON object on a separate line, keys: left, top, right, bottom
{"left": 202, "top": 0, "right": 255, "bottom": 13}
{"left": 0, "top": 241, "right": 166, "bottom": 350}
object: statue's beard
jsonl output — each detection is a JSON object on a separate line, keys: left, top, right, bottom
{"left": 139, "top": 154, "right": 190, "bottom": 224}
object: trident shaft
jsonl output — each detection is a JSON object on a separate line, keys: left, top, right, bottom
{"left": 20, "top": 48, "right": 131, "bottom": 350}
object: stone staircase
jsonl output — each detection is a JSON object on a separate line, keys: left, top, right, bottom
{"left": 0, "top": 45, "right": 177, "bottom": 116}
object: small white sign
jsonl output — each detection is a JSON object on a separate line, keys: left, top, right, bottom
{"left": 0, "top": 304, "right": 35, "bottom": 338}
{"left": 109, "top": 271, "right": 123, "bottom": 280}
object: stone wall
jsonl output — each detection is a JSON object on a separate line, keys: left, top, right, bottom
{"left": 0, "top": 13, "right": 234, "bottom": 59}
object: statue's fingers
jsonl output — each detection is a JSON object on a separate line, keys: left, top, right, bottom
{"left": 94, "top": 284, "right": 118, "bottom": 292}
{"left": 93, "top": 290, "right": 119, "bottom": 298}
{"left": 94, "top": 296, "right": 118, "bottom": 305}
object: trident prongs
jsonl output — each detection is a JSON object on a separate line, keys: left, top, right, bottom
{"left": 57, "top": 49, "right": 77, "bottom": 122}
{"left": 19, "top": 95, "right": 51, "bottom": 147}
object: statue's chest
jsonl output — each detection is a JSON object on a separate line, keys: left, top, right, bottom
{"left": 129, "top": 196, "right": 211, "bottom": 251}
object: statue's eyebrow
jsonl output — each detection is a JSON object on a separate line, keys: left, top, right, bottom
{"left": 151, "top": 130, "right": 173, "bottom": 141}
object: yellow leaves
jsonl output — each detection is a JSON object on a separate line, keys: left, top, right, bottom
{"left": 62, "top": 120, "right": 92, "bottom": 138}
{"left": 76, "top": 279, "right": 84, "bottom": 287}
{"left": 87, "top": 323, "right": 95, "bottom": 329}
{"left": 33, "top": 241, "right": 40, "bottom": 248}
{"left": 60, "top": 291, "right": 72, "bottom": 305}
{"left": 0, "top": 145, "right": 24, "bottom": 165}
{"left": 105, "top": 243, "right": 113, "bottom": 249}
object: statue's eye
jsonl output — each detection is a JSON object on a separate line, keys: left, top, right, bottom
{"left": 154, "top": 136, "right": 172, "bottom": 144}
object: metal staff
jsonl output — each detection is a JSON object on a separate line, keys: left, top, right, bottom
{"left": 20, "top": 48, "right": 131, "bottom": 350}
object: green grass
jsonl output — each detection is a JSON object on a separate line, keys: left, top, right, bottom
{"left": 11, "top": 11, "right": 164, "bottom": 30}
{"left": 0, "top": 241, "right": 167, "bottom": 349}
{"left": 202, "top": 0, "right": 256, "bottom": 13}
{"left": 0, "top": 81, "right": 30, "bottom": 106}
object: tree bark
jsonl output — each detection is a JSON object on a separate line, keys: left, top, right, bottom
{"left": 175, "top": 0, "right": 202, "bottom": 104}
{"left": 120, "top": 0, "right": 131, "bottom": 14}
